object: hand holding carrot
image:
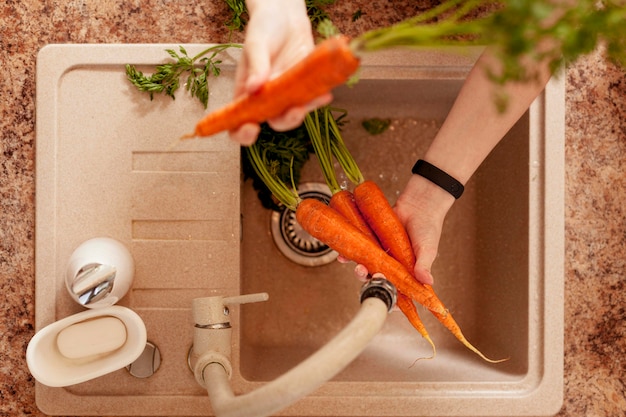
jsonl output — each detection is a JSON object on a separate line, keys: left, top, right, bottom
{"left": 345, "top": 174, "right": 456, "bottom": 286}
{"left": 229, "top": 0, "right": 333, "bottom": 145}
{"left": 393, "top": 174, "right": 456, "bottom": 285}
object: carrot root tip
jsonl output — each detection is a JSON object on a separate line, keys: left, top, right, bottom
{"left": 408, "top": 350, "right": 436, "bottom": 368}
{"left": 180, "top": 132, "right": 196, "bottom": 140}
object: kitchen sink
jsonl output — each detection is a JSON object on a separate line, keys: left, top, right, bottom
{"left": 35, "top": 44, "right": 564, "bottom": 416}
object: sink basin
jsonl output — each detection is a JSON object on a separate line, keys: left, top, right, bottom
{"left": 35, "top": 44, "right": 564, "bottom": 416}
{"left": 239, "top": 54, "right": 565, "bottom": 416}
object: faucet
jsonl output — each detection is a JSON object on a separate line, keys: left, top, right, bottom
{"left": 189, "top": 278, "right": 397, "bottom": 417}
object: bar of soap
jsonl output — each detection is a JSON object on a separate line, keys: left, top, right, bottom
{"left": 56, "top": 316, "right": 127, "bottom": 359}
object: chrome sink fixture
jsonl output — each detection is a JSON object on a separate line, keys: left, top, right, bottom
{"left": 35, "top": 44, "right": 564, "bottom": 416}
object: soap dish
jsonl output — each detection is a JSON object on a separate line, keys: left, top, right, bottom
{"left": 26, "top": 305, "right": 147, "bottom": 387}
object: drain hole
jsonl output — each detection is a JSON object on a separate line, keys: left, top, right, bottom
{"left": 271, "top": 183, "right": 337, "bottom": 267}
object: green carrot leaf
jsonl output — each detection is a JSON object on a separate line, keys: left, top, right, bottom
{"left": 125, "top": 44, "right": 241, "bottom": 108}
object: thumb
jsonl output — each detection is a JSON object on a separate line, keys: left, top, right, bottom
{"left": 414, "top": 263, "right": 434, "bottom": 286}
{"left": 410, "top": 235, "right": 439, "bottom": 286}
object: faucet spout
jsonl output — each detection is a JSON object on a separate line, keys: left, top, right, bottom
{"left": 192, "top": 279, "right": 395, "bottom": 417}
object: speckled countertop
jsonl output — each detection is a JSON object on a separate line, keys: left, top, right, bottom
{"left": 1, "top": 1, "right": 624, "bottom": 416}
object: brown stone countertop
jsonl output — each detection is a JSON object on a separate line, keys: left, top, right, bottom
{"left": 1, "top": 1, "right": 624, "bottom": 416}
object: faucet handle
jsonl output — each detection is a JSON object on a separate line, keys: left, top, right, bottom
{"left": 193, "top": 292, "right": 269, "bottom": 327}
{"left": 223, "top": 292, "right": 269, "bottom": 306}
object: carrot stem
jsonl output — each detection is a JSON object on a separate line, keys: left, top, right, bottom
{"left": 244, "top": 145, "right": 300, "bottom": 211}
{"left": 327, "top": 108, "right": 365, "bottom": 185}
{"left": 351, "top": 0, "right": 489, "bottom": 52}
{"left": 304, "top": 109, "right": 341, "bottom": 194}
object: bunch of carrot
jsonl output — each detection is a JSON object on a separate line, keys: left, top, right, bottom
{"left": 300, "top": 107, "right": 504, "bottom": 363}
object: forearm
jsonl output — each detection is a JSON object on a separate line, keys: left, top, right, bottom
{"left": 397, "top": 46, "right": 551, "bottom": 237}
{"left": 424, "top": 47, "right": 552, "bottom": 186}
{"left": 394, "top": 47, "right": 552, "bottom": 284}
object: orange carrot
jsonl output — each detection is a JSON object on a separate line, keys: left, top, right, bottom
{"left": 188, "top": 35, "right": 360, "bottom": 138}
{"left": 295, "top": 198, "right": 447, "bottom": 315}
{"left": 396, "top": 294, "right": 436, "bottom": 361}
{"left": 353, "top": 180, "right": 416, "bottom": 271}
{"left": 329, "top": 190, "right": 379, "bottom": 246}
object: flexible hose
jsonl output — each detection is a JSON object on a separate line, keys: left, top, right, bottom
{"left": 203, "top": 297, "right": 389, "bottom": 417}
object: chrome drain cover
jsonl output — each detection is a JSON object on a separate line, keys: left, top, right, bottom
{"left": 271, "top": 183, "right": 337, "bottom": 266}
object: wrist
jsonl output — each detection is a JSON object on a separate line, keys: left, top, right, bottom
{"left": 396, "top": 174, "right": 456, "bottom": 223}
{"left": 247, "top": 0, "right": 306, "bottom": 14}
{"left": 411, "top": 159, "right": 464, "bottom": 199}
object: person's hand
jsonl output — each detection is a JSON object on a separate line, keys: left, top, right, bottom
{"left": 229, "top": 0, "right": 332, "bottom": 145}
{"left": 393, "top": 176, "right": 455, "bottom": 285}
{"left": 341, "top": 175, "right": 455, "bottom": 286}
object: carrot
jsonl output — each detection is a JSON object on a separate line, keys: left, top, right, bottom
{"left": 396, "top": 294, "right": 436, "bottom": 361}
{"left": 295, "top": 198, "right": 447, "bottom": 316}
{"left": 329, "top": 190, "right": 379, "bottom": 246}
{"left": 430, "top": 306, "right": 507, "bottom": 363}
{"left": 188, "top": 35, "right": 360, "bottom": 138}
{"left": 353, "top": 180, "right": 416, "bottom": 271}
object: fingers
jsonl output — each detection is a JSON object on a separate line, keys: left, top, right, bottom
{"left": 267, "top": 106, "right": 309, "bottom": 132}
{"left": 410, "top": 236, "right": 439, "bottom": 286}
{"left": 229, "top": 5, "right": 333, "bottom": 146}
{"left": 336, "top": 254, "right": 350, "bottom": 264}
{"left": 339, "top": 234, "right": 437, "bottom": 286}
{"left": 229, "top": 123, "right": 261, "bottom": 146}
{"left": 267, "top": 93, "right": 333, "bottom": 131}
{"left": 337, "top": 254, "right": 370, "bottom": 282}
{"left": 241, "top": 42, "right": 271, "bottom": 95}
{"left": 354, "top": 264, "right": 369, "bottom": 282}
{"left": 346, "top": 262, "right": 434, "bottom": 285}
{"left": 228, "top": 93, "right": 333, "bottom": 145}
{"left": 414, "top": 265, "right": 435, "bottom": 286}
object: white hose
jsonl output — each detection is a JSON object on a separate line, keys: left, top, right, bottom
{"left": 203, "top": 297, "right": 389, "bottom": 417}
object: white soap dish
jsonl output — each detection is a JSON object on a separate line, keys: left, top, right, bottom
{"left": 26, "top": 306, "right": 147, "bottom": 387}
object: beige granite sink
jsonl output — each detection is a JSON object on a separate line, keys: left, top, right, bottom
{"left": 35, "top": 44, "right": 564, "bottom": 416}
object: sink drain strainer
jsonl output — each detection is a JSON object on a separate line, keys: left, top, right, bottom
{"left": 271, "top": 183, "right": 337, "bottom": 266}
